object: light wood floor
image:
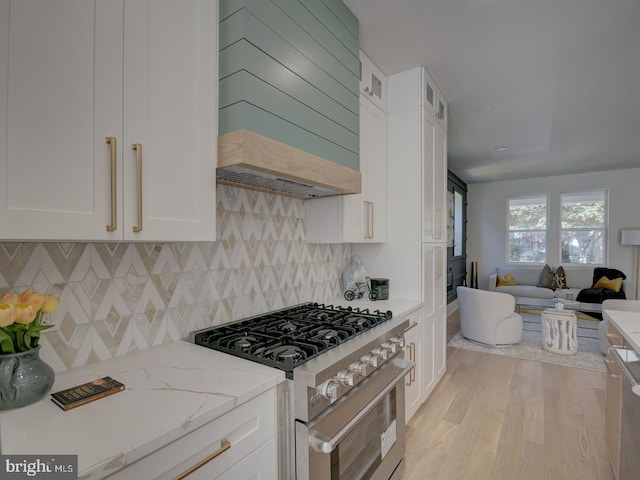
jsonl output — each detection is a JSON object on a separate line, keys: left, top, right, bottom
{"left": 403, "top": 310, "right": 613, "bottom": 480}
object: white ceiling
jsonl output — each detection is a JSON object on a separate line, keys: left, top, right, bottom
{"left": 343, "top": 0, "right": 640, "bottom": 184}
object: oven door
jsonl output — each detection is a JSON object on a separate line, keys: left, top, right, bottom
{"left": 296, "top": 356, "right": 413, "bottom": 480}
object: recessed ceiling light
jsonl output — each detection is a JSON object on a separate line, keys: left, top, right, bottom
{"left": 476, "top": 105, "right": 494, "bottom": 113}
{"left": 495, "top": 146, "right": 509, "bottom": 152}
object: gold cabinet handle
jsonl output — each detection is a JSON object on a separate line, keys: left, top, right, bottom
{"left": 409, "top": 342, "right": 416, "bottom": 383}
{"left": 406, "top": 343, "right": 414, "bottom": 386}
{"left": 174, "top": 438, "right": 231, "bottom": 480}
{"left": 369, "top": 201, "right": 374, "bottom": 239}
{"left": 132, "top": 143, "right": 143, "bottom": 233}
{"left": 364, "top": 201, "right": 374, "bottom": 239}
{"left": 404, "top": 321, "right": 419, "bottom": 333}
{"left": 106, "top": 137, "right": 117, "bottom": 232}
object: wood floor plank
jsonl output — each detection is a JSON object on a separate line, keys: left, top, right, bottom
{"left": 403, "top": 340, "right": 614, "bottom": 480}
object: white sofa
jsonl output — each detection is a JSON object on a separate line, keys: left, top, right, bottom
{"left": 488, "top": 266, "right": 596, "bottom": 300}
{"left": 457, "top": 286, "right": 523, "bottom": 345}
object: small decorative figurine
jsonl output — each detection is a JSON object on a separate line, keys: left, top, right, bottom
{"left": 344, "top": 277, "right": 378, "bottom": 301}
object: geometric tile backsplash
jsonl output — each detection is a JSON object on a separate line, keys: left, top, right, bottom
{"left": 0, "top": 185, "right": 351, "bottom": 372}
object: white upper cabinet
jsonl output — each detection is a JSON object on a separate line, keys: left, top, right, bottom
{"left": 0, "top": 0, "right": 217, "bottom": 241}
{"left": 423, "top": 70, "right": 447, "bottom": 132}
{"left": 422, "top": 113, "right": 447, "bottom": 243}
{"left": 359, "top": 50, "right": 386, "bottom": 112}
{"left": 305, "top": 61, "right": 386, "bottom": 244}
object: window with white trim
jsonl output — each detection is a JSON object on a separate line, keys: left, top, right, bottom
{"left": 507, "top": 195, "right": 548, "bottom": 263}
{"left": 560, "top": 190, "right": 607, "bottom": 265}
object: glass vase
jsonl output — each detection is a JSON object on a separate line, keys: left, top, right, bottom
{"left": 342, "top": 255, "right": 369, "bottom": 291}
{"left": 0, "top": 346, "right": 55, "bottom": 410}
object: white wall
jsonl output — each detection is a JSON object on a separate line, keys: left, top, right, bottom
{"left": 467, "top": 167, "right": 640, "bottom": 297}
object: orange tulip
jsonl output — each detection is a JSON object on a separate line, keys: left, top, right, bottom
{"left": 14, "top": 303, "right": 36, "bottom": 325}
{"left": 0, "top": 304, "right": 16, "bottom": 327}
{"left": 0, "top": 291, "right": 20, "bottom": 305}
{"left": 20, "top": 290, "right": 46, "bottom": 311}
{"left": 41, "top": 294, "right": 60, "bottom": 313}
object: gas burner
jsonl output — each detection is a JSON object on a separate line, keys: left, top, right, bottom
{"left": 317, "top": 329, "right": 339, "bottom": 341}
{"left": 345, "top": 315, "right": 371, "bottom": 329}
{"left": 267, "top": 345, "right": 306, "bottom": 364}
{"left": 233, "top": 335, "right": 257, "bottom": 352}
{"left": 279, "top": 321, "right": 298, "bottom": 333}
{"left": 306, "top": 310, "right": 330, "bottom": 321}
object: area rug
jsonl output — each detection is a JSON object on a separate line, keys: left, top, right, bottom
{"left": 448, "top": 313, "right": 605, "bottom": 372}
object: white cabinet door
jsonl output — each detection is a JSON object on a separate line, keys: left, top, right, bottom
{"left": 423, "top": 70, "right": 447, "bottom": 132}
{"left": 423, "top": 243, "right": 445, "bottom": 399}
{"left": 422, "top": 112, "right": 447, "bottom": 243}
{"left": 343, "top": 95, "right": 386, "bottom": 242}
{"left": 404, "top": 312, "right": 424, "bottom": 423}
{"left": 0, "top": 0, "right": 216, "bottom": 241}
{"left": 432, "top": 246, "right": 447, "bottom": 380}
{"left": 0, "top": 0, "right": 123, "bottom": 240}
{"left": 306, "top": 94, "right": 386, "bottom": 243}
{"left": 360, "top": 50, "right": 386, "bottom": 112}
{"left": 123, "top": 0, "right": 216, "bottom": 241}
{"left": 198, "top": 439, "right": 277, "bottom": 480}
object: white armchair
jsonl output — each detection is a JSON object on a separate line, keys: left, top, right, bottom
{"left": 457, "top": 286, "right": 523, "bottom": 346}
{"left": 599, "top": 299, "right": 640, "bottom": 354}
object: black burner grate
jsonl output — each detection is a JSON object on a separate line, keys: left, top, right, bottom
{"left": 191, "top": 303, "right": 392, "bottom": 378}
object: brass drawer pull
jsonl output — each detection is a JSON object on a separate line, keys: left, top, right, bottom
{"left": 106, "top": 137, "right": 117, "bottom": 232}
{"left": 404, "top": 321, "right": 419, "bottom": 333}
{"left": 132, "top": 143, "right": 143, "bottom": 233}
{"left": 174, "top": 438, "right": 231, "bottom": 480}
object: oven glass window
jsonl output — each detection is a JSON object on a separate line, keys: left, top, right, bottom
{"left": 332, "top": 389, "right": 397, "bottom": 479}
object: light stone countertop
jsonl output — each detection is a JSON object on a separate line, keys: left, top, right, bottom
{"left": 0, "top": 298, "right": 420, "bottom": 479}
{"left": 0, "top": 340, "right": 285, "bottom": 479}
{"left": 606, "top": 309, "right": 640, "bottom": 352}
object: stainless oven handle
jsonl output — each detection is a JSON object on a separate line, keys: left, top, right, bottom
{"left": 609, "top": 347, "right": 640, "bottom": 397}
{"left": 308, "top": 359, "right": 414, "bottom": 454}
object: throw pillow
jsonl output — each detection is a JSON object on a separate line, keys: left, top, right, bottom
{"left": 552, "top": 266, "right": 567, "bottom": 289}
{"left": 593, "top": 275, "right": 623, "bottom": 292}
{"left": 592, "top": 267, "right": 626, "bottom": 286}
{"left": 497, "top": 273, "right": 517, "bottom": 286}
{"left": 537, "top": 264, "right": 555, "bottom": 288}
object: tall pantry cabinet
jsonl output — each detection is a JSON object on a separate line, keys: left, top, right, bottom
{"left": 354, "top": 66, "right": 448, "bottom": 421}
{"left": 0, "top": 0, "right": 217, "bottom": 241}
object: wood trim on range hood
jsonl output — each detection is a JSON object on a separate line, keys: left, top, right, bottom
{"left": 217, "top": 130, "right": 361, "bottom": 199}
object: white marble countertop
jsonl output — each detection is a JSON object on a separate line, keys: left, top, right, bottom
{"left": 0, "top": 341, "right": 285, "bottom": 479}
{"left": 606, "top": 309, "right": 640, "bottom": 352}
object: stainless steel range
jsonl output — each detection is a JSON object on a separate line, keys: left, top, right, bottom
{"left": 190, "top": 302, "right": 413, "bottom": 480}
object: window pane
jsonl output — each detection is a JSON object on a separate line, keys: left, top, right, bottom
{"left": 508, "top": 231, "right": 546, "bottom": 263}
{"left": 561, "top": 191, "right": 606, "bottom": 229}
{"left": 508, "top": 196, "right": 547, "bottom": 230}
{"left": 561, "top": 230, "right": 605, "bottom": 264}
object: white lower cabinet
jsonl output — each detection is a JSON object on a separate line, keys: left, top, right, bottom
{"left": 404, "top": 307, "right": 424, "bottom": 423}
{"left": 424, "top": 244, "right": 447, "bottom": 394}
{"left": 105, "top": 389, "right": 276, "bottom": 480}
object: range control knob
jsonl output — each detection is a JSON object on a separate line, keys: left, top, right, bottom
{"left": 337, "top": 369, "right": 357, "bottom": 386}
{"left": 350, "top": 360, "right": 370, "bottom": 377}
{"left": 371, "top": 347, "right": 390, "bottom": 361}
{"left": 390, "top": 335, "right": 406, "bottom": 348}
{"left": 362, "top": 353, "right": 382, "bottom": 368}
{"left": 381, "top": 341, "right": 400, "bottom": 355}
{"left": 317, "top": 379, "right": 339, "bottom": 400}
